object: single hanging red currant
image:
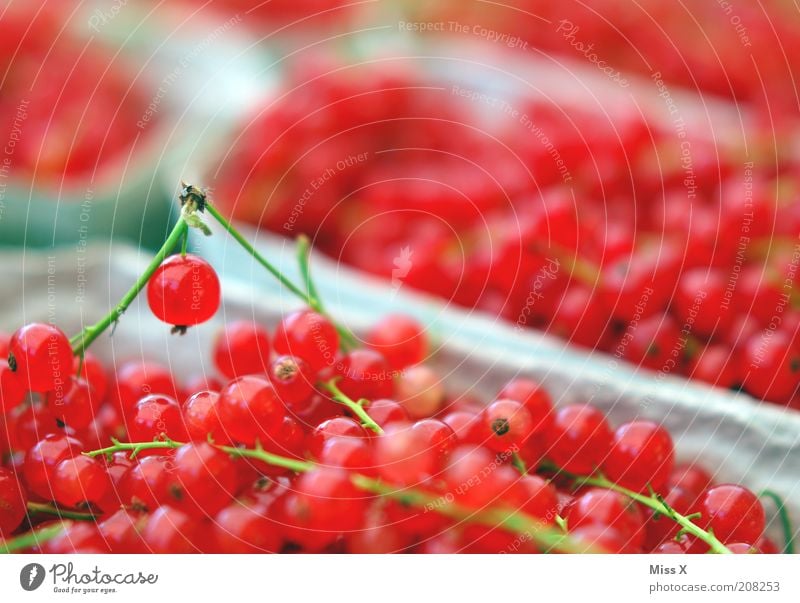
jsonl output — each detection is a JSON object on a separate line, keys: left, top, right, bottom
{"left": 147, "top": 254, "right": 221, "bottom": 331}
{"left": 8, "top": 322, "right": 73, "bottom": 392}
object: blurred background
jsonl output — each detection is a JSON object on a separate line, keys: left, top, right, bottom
{"left": 2, "top": 0, "right": 800, "bottom": 406}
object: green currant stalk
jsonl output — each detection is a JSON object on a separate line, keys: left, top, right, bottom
{"left": 760, "top": 490, "right": 795, "bottom": 554}
{"left": 321, "top": 378, "right": 384, "bottom": 434}
{"left": 569, "top": 472, "right": 732, "bottom": 554}
{"left": 83, "top": 438, "right": 595, "bottom": 553}
{"left": 0, "top": 522, "right": 68, "bottom": 554}
{"left": 69, "top": 218, "right": 189, "bottom": 356}
{"left": 26, "top": 502, "right": 97, "bottom": 521}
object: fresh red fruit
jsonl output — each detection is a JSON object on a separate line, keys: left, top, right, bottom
{"left": 73, "top": 352, "right": 108, "bottom": 403}
{"left": 111, "top": 360, "right": 177, "bottom": 414}
{"left": 273, "top": 309, "right": 339, "bottom": 371}
{"left": 143, "top": 505, "right": 203, "bottom": 553}
{"left": 410, "top": 419, "right": 456, "bottom": 462}
{"left": 183, "top": 390, "right": 227, "bottom": 443}
{"left": 218, "top": 376, "right": 284, "bottom": 446}
{"left": 364, "top": 398, "right": 410, "bottom": 427}
{"left": 46, "top": 377, "right": 98, "bottom": 430}
{"left": 0, "top": 467, "right": 27, "bottom": 536}
{"left": 602, "top": 421, "right": 674, "bottom": 493}
{"left": 0, "top": 360, "right": 26, "bottom": 414}
{"left": 644, "top": 486, "right": 695, "bottom": 549}
{"left": 498, "top": 378, "right": 553, "bottom": 435}
{"left": 442, "top": 445, "right": 517, "bottom": 508}
{"left": 307, "top": 417, "right": 367, "bottom": 459}
{"left": 336, "top": 349, "right": 394, "bottom": 400}
{"left": 182, "top": 373, "right": 223, "bottom": 395}
{"left": 269, "top": 355, "right": 314, "bottom": 404}
{"left": 517, "top": 475, "right": 559, "bottom": 523}
{"left": 442, "top": 410, "right": 482, "bottom": 444}
{"left": 23, "top": 434, "right": 84, "bottom": 499}
{"left": 542, "top": 404, "right": 612, "bottom": 474}
{"left": 567, "top": 488, "right": 646, "bottom": 551}
{"left": 698, "top": 484, "right": 766, "bottom": 544}
{"left": 741, "top": 331, "right": 800, "bottom": 402}
{"left": 668, "top": 463, "right": 712, "bottom": 498}
{"left": 97, "top": 508, "right": 145, "bottom": 553}
{"left": 163, "top": 442, "right": 238, "bottom": 517}
{"left": 673, "top": 268, "right": 733, "bottom": 338}
{"left": 479, "top": 398, "right": 534, "bottom": 454}
{"left": 128, "top": 394, "right": 187, "bottom": 444}
{"left": 42, "top": 521, "right": 109, "bottom": 553}
{"left": 212, "top": 321, "right": 271, "bottom": 379}
{"left": 8, "top": 323, "right": 73, "bottom": 392}
{"left": 213, "top": 502, "right": 281, "bottom": 553}
{"left": 120, "top": 455, "right": 171, "bottom": 511}
{"left": 394, "top": 365, "right": 444, "bottom": 419}
{"left": 53, "top": 455, "right": 109, "bottom": 508}
{"left": 375, "top": 424, "right": 438, "bottom": 485}
{"left": 365, "top": 315, "right": 428, "bottom": 370}
{"left": 147, "top": 254, "right": 221, "bottom": 328}
{"left": 319, "top": 437, "right": 373, "bottom": 473}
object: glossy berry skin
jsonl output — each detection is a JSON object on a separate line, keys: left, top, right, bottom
{"left": 410, "top": 419, "right": 456, "bottom": 462}
{"left": 97, "top": 509, "right": 146, "bottom": 553}
{"left": 147, "top": 254, "right": 221, "bottom": 328}
{"left": 218, "top": 376, "right": 284, "bottom": 446}
{"left": 498, "top": 378, "right": 553, "bottom": 435}
{"left": 699, "top": 484, "right": 766, "bottom": 544}
{"left": 442, "top": 410, "right": 482, "bottom": 444}
{"left": 307, "top": 417, "right": 368, "bottom": 459}
{"left": 364, "top": 398, "right": 410, "bottom": 427}
{"left": 319, "top": 437, "right": 373, "bottom": 473}
{"left": 143, "top": 505, "right": 202, "bottom": 553}
{"left": 741, "top": 331, "right": 800, "bottom": 402}
{"left": 112, "top": 360, "right": 177, "bottom": 414}
{"left": 479, "top": 399, "right": 534, "bottom": 454}
{"left": 442, "top": 445, "right": 517, "bottom": 509}
{"left": 128, "top": 395, "right": 187, "bottom": 444}
{"left": 163, "top": 442, "right": 238, "bottom": 518}
{"left": 120, "top": 455, "right": 171, "bottom": 511}
{"left": 365, "top": 314, "right": 428, "bottom": 370}
{"left": 53, "top": 455, "right": 109, "bottom": 508}
{"left": 23, "top": 434, "right": 84, "bottom": 500}
{"left": 668, "top": 463, "right": 712, "bottom": 499}
{"left": 542, "top": 404, "right": 613, "bottom": 474}
{"left": 394, "top": 365, "right": 444, "bottom": 419}
{"left": 8, "top": 323, "right": 73, "bottom": 392}
{"left": 273, "top": 310, "right": 338, "bottom": 371}
{"left": 336, "top": 349, "right": 394, "bottom": 401}
{"left": 269, "top": 355, "right": 314, "bottom": 404}
{"left": 46, "top": 377, "right": 98, "bottom": 430}
{"left": 375, "top": 425, "right": 438, "bottom": 485}
{"left": 0, "top": 360, "right": 25, "bottom": 414}
{"left": 73, "top": 352, "right": 108, "bottom": 403}
{"left": 567, "top": 488, "right": 646, "bottom": 551}
{"left": 571, "top": 525, "right": 637, "bottom": 553}
{"left": 182, "top": 390, "right": 226, "bottom": 443}
{"left": 602, "top": 421, "right": 674, "bottom": 493}
{"left": 213, "top": 502, "right": 281, "bottom": 553}
{"left": 0, "top": 467, "right": 27, "bottom": 536}
{"left": 212, "top": 321, "right": 271, "bottom": 379}
{"left": 516, "top": 475, "right": 559, "bottom": 523}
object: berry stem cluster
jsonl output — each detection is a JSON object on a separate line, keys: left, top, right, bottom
{"left": 321, "top": 378, "right": 384, "bottom": 434}
{"left": 26, "top": 502, "right": 97, "bottom": 521}
{"left": 0, "top": 522, "right": 69, "bottom": 554}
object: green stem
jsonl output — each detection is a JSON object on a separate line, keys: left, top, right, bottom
{"left": 0, "top": 522, "right": 68, "bottom": 554}
{"left": 26, "top": 502, "right": 96, "bottom": 521}
{"left": 83, "top": 438, "right": 590, "bottom": 553}
{"left": 760, "top": 490, "right": 795, "bottom": 554}
{"left": 205, "top": 202, "right": 312, "bottom": 304}
{"left": 577, "top": 474, "right": 732, "bottom": 554}
{"left": 321, "top": 379, "right": 384, "bottom": 434}
{"left": 511, "top": 452, "right": 528, "bottom": 474}
{"left": 70, "top": 218, "right": 189, "bottom": 355}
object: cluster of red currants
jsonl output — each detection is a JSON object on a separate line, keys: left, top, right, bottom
{"left": 0, "top": 250, "right": 777, "bottom": 554}
{"left": 211, "top": 61, "right": 800, "bottom": 407}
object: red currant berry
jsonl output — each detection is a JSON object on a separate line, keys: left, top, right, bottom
{"left": 363, "top": 398, "right": 409, "bottom": 427}
{"left": 365, "top": 314, "right": 428, "bottom": 370}
{"left": 570, "top": 525, "right": 636, "bottom": 553}
{"left": 97, "top": 508, "right": 146, "bottom": 553}
{"left": 42, "top": 521, "right": 109, "bottom": 553}
{"left": 269, "top": 355, "right": 314, "bottom": 404}
{"left": 218, "top": 376, "right": 283, "bottom": 446}
{"left": 212, "top": 321, "right": 271, "bottom": 379}
{"left": 442, "top": 445, "right": 517, "bottom": 508}
{"left": 741, "top": 331, "right": 800, "bottom": 402}
{"left": 12, "top": 401, "right": 59, "bottom": 450}
{"left": 336, "top": 349, "right": 394, "bottom": 400}
{"left": 143, "top": 505, "right": 202, "bottom": 553}
{"left": 411, "top": 418, "right": 456, "bottom": 462}
{"left": 111, "top": 360, "right": 177, "bottom": 414}
{"left": 46, "top": 377, "right": 98, "bottom": 430}
{"left": 394, "top": 364, "right": 444, "bottom": 419}
{"left": 307, "top": 417, "right": 367, "bottom": 459}
{"left": 213, "top": 502, "right": 281, "bottom": 553}
{"left": 73, "top": 352, "right": 108, "bottom": 403}
{"left": 182, "top": 373, "right": 223, "bottom": 395}
{"left": 375, "top": 424, "right": 437, "bottom": 485}
{"left": 498, "top": 378, "right": 553, "bottom": 435}
{"left": 479, "top": 398, "right": 534, "bottom": 454}
{"left": 698, "top": 484, "right": 766, "bottom": 544}
{"left": 668, "top": 462, "right": 712, "bottom": 499}
{"left": 163, "top": 442, "right": 238, "bottom": 517}
{"left": 128, "top": 394, "right": 187, "bottom": 444}
{"left": 542, "top": 404, "right": 612, "bottom": 474}
{"left": 644, "top": 485, "right": 694, "bottom": 549}
{"left": 120, "top": 455, "right": 171, "bottom": 511}
{"left": 53, "top": 455, "right": 109, "bottom": 508}
{"left": 567, "top": 488, "right": 646, "bottom": 550}
{"left": 0, "top": 467, "right": 27, "bottom": 536}
{"left": 602, "top": 420, "right": 674, "bottom": 493}
{"left": 147, "top": 253, "right": 221, "bottom": 329}
{"left": 441, "top": 410, "right": 482, "bottom": 444}
{"left": 273, "top": 309, "right": 338, "bottom": 371}
{"left": 319, "top": 436, "right": 373, "bottom": 473}
{"left": 8, "top": 323, "right": 73, "bottom": 392}
{"left": 23, "top": 434, "right": 84, "bottom": 499}
{"left": 0, "top": 359, "right": 25, "bottom": 414}
{"left": 183, "top": 390, "right": 226, "bottom": 443}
